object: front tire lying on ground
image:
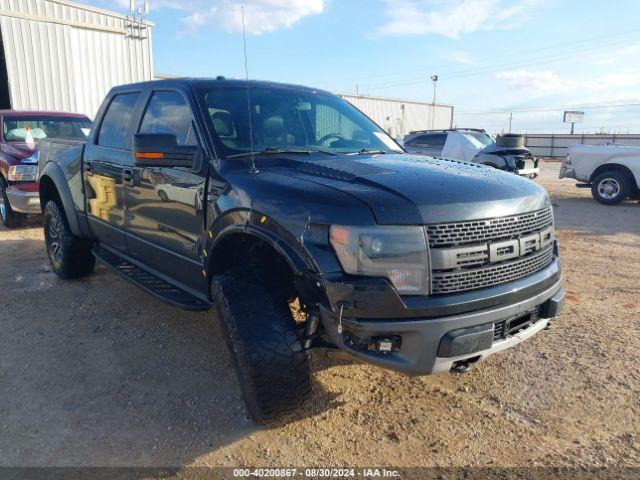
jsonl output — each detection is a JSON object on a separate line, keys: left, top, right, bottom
{"left": 43, "top": 200, "right": 96, "bottom": 279}
{"left": 211, "top": 267, "right": 312, "bottom": 423}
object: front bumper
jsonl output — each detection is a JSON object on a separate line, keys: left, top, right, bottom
{"left": 320, "top": 275, "right": 564, "bottom": 376}
{"left": 516, "top": 167, "right": 540, "bottom": 177}
{"left": 6, "top": 187, "right": 41, "bottom": 214}
{"left": 559, "top": 162, "right": 576, "bottom": 179}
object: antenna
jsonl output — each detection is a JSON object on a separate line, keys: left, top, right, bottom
{"left": 241, "top": 6, "right": 258, "bottom": 174}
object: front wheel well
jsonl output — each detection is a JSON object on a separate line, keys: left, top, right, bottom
{"left": 39, "top": 175, "right": 62, "bottom": 211}
{"left": 208, "top": 233, "right": 297, "bottom": 297}
{"left": 590, "top": 164, "right": 638, "bottom": 191}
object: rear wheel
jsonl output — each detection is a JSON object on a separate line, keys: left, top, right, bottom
{"left": 211, "top": 267, "right": 312, "bottom": 423}
{"left": 591, "top": 171, "right": 630, "bottom": 205}
{"left": 0, "top": 181, "right": 28, "bottom": 228}
{"left": 43, "top": 200, "right": 95, "bottom": 279}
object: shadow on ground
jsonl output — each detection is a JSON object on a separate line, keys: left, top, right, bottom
{"left": 0, "top": 233, "right": 341, "bottom": 467}
{"left": 552, "top": 197, "right": 640, "bottom": 236}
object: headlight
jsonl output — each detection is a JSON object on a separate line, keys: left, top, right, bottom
{"left": 7, "top": 165, "right": 38, "bottom": 182}
{"left": 330, "top": 225, "right": 429, "bottom": 295}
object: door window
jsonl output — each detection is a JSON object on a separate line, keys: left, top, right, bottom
{"left": 410, "top": 133, "right": 446, "bottom": 147}
{"left": 97, "top": 92, "right": 141, "bottom": 149}
{"left": 139, "top": 91, "right": 197, "bottom": 146}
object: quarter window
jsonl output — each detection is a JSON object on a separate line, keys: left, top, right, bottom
{"left": 98, "top": 92, "right": 141, "bottom": 149}
{"left": 139, "top": 91, "right": 197, "bottom": 146}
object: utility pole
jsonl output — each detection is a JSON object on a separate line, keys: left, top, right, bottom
{"left": 508, "top": 112, "right": 513, "bottom": 133}
{"left": 430, "top": 75, "right": 438, "bottom": 129}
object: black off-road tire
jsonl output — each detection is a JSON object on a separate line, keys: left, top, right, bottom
{"left": 591, "top": 171, "right": 630, "bottom": 205}
{"left": 43, "top": 200, "right": 96, "bottom": 279}
{"left": 0, "top": 180, "right": 28, "bottom": 228}
{"left": 211, "top": 267, "right": 312, "bottom": 423}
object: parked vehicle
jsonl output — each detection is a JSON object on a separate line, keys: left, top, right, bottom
{"left": 38, "top": 78, "right": 565, "bottom": 422}
{"left": 560, "top": 144, "right": 640, "bottom": 205}
{"left": 0, "top": 111, "right": 91, "bottom": 227}
{"left": 403, "top": 129, "right": 539, "bottom": 178}
{"left": 154, "top": 183, "right": 203, "bottom": 210}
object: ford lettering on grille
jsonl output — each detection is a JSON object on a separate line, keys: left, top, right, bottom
{"left": 431, "top": 226, "right": 553, "bottom": 270}
{"left": 428, "top": 208, "right": 556, "bottom": 294}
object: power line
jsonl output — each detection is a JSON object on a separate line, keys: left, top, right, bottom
{"left": 324, "top": 28, "right": 640, "bottom": 90}
{"left": 363, "top": 37, "right": 640, "bottom": 90}
{"left": 457, "top": 102, "right": 640, "bottom": 115}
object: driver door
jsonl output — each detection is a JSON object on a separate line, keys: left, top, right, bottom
{"left": 123, "top": 89, "right": 208, "bottom": 292}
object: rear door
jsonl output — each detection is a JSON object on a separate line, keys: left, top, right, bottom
{"left": 123, "top": 89, "right": 208, "bottom": 292}
{"left": 83, "top": 91, "right": 143, "bottom": 252}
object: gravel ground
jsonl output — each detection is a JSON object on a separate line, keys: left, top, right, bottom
{"left": 0, "top": 162, "right": 638, "bottom": 472}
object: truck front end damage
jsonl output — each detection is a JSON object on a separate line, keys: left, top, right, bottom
{"left": 313, "top": 204, "right": 564, "bottom": 375}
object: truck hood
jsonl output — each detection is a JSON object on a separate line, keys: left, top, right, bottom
{"left": 478, "top": 144, "right": 531, "bottom": 157}
{"left": 270, "top": 153, "right": 550, "bottom": 224}
{"left": 0, "top": 142, "right": 38, "bottom": 163}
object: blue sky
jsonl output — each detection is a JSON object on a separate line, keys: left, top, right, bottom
{"left": 85, "top": 0, "right": 640, "bottom": 134}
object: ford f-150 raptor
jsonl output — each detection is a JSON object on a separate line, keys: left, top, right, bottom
{"left": 37, "top": 78, "right": 565, "bottom": 422}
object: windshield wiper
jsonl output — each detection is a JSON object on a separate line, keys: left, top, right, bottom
{"left": 347, "top": 148, "right": 391, "bottom": 155}
{"left": 227, "top": 147, "right": 336, "bottom": 159}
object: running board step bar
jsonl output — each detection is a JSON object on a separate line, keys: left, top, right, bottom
{"left": 93, "top": 246, "right": 212, "bottom": 311}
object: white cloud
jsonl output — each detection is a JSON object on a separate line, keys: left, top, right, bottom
{"left": 178, "top": 0, "right": 325, "bottom": 35}
{"left": 450, "top": 50, "right": 474, "bottom": 64}
{"left": 376, "top": 0, "right": 551, "bottom": 38}
{"left": 91, "top": 0, "right": 325, "bottom": 35}
{"left": 496, "top": 68, "right": 640, "bottom": 94}
{"left": 496, "top": 69, "right": 567, "bottom": 92}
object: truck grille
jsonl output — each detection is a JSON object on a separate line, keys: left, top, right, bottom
{"left": 426, "top": 207, "right": 553, "bottom": 248}
{"left": 431, "top": 246, "right": 554, "bottom": 295}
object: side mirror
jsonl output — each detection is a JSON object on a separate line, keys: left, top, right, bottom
{"left": 133, "top": 133, "right": 198, "bottom": 168}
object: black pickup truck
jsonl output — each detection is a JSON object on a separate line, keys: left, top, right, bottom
{"left": 38, "top": 78, "right": 565, "bottom": 422}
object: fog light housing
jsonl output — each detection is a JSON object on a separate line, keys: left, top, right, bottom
{"left": 344, "top": 333, "right": 401, "bottom": 355}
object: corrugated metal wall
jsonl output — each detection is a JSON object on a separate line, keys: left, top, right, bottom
{"left": 338, "top": 93, "right": 454, "bottom": 139}
{"left": 524, "top": 134, "right": 640, "bottom": 157}
{"left": 0, "top": 0, "right": 153, "bottom": 118}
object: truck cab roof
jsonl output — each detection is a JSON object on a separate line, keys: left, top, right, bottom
{"left": 110, "top": 77, "right": 331, "bottom": 95}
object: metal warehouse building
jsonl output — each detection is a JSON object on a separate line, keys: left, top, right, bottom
{"left": 339, "top": 93, "right": 454, "bottom": 140}
{"left": 0, "top": 0, "right": 153, "bottom": 118}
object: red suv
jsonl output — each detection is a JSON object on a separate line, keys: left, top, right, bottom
{"left": 0, "top": 111, "right": 92, "bottom": 227}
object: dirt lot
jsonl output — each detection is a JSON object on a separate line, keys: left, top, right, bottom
{"left": 0, "top": 161, "right": 639, "bottom": 472}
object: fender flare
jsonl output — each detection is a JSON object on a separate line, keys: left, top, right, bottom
{"left": 39, "top": 162, "right": 85, "bottom": 237}
{"left": 209, "top": 223, "right": 314, "bottom": 275}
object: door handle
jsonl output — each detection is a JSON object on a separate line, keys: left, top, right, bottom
{"left": 122, "top": 168, "right": 134, "bottom": 186}
{"left": 84, "top": 161, "right": 93, "bottom": 175}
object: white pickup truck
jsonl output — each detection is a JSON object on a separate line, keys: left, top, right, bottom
{"left": 560, "top": 144, "right": 640, "bottom": 205}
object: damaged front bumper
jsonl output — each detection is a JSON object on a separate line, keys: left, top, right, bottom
{"left": 318, "top": 260, "right": 564, "bottom": 375}
{"left": 559, "top": 162, "right": 577, "bottom": 179}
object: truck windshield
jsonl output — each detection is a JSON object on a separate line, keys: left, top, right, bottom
{"left": 3, "top": 116, "right": 92, "bottom": 142}
{"left": 461, "top": 131, "right": 494, "bottom": 148}
{"left": 199, "top": 87, "right": 403, "bottom": 158}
